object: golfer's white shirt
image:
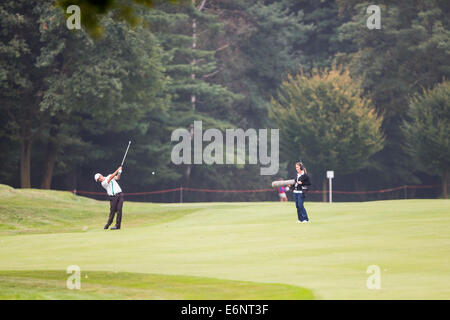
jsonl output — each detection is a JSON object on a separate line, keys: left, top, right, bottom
{"left": 101, "top": 175, "right": 122, "bottom": 196}
{"left": 293, "top": 172, "right": 304, "bottom": 193}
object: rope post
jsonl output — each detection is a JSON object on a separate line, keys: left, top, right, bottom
{"left": 327, "top": 171, "right": 334, "bottom": 203}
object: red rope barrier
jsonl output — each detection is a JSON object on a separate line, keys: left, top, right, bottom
{"left": 309, "top": 185, "right": 441, "bottom": 194}
{"left": 125, "top": 188, "right": 182, "bottom": 195}
{"left": 73, "top": 190, "right": 104, "bottom": 195}
{"left": 182, "top": 187, "right": 274, "bottom": 193}
{"left": 74, "top": 188, "right": 182, "bottom": 196}
{"left": 73, "top": 184, "right": 442, "bottom": 196}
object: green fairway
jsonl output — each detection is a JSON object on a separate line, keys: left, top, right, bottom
{"left": 0, "top": 184, "right": 449, "bottom": 299}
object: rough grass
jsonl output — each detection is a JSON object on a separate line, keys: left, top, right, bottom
{"left": 0, "top": 270, "right": 313, "bottom": 300}
{"left": 0, "top": 185, "right": 197, "bottom": 235}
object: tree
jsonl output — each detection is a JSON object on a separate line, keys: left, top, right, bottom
{"left": 336, "top": 0, "right": 450, "bottom": 187}
{"left": 146, "top": 1, "right": 242, "bottom": 186}
{"left": 284, "top": 0, "right": 351, "bottom": 70}
{"left": 0, "top": 0, "right": 46, "bottom": 188}
{"left": 36, "top": 2, "right": 168, "bottom": 189}
{"left": 55, "top": 0, "right": 186, "bottom": 37}
{"left": 148, "top": 1, "right": 240, "bottom": 124}
{"left": 0, "top": 0, "right": 169, "bottom": 189}
{"left": 402, "top": 81, "right": 450, "bottom": 198}
{"left": 269, "top": 66, "right": 384, "bottom": 201}
{"left": 235, "top": 0, "right": 314, "bottom": 127}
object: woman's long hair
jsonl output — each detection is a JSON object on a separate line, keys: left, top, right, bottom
{"left": 296, "top": 162, "right": 307, "bottom": 173}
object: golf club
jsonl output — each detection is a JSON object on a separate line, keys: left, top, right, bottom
{"left": 121, "top": 141, "right": 131, "bottom": 167}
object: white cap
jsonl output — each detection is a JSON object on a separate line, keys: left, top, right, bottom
{"left": 94, "top": 173, "right": 101, "bottom": 182}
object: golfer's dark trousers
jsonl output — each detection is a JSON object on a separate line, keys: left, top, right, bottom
{"left": 294, "top": 192, "right": 309, "bottom": 222}
{"left": 106, "top": 193, "right": 124, "bottom": 228}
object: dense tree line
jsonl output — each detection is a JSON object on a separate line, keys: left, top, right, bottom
{"left": 0, "top": 0, "right": 448, "bottom": 199}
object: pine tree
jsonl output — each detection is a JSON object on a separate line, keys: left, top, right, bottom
{"left": 146, "top": 1, "right": 241, "bottom": 186}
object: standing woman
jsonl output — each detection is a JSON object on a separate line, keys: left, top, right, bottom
{"left": 291, "top": 162, "right": 311, "bottom": 223}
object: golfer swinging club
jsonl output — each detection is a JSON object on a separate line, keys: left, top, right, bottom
{"left": 95, "top": 166, "right": 124, "bottom": 230}
{"left": 94, "top": 141, "right": 131, "bottom": 230}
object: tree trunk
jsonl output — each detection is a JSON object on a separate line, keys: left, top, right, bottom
{"left": 322, "top": 178, "right": 327, "bottom": 202}
{"left": 20, "top": 139, "right": 32, "bottom": 188}
{"left": 41, "top": 116, "right": 60, "bottom": 189}
{"left": 40, "top": 139, "right": 58, "bottom": 189}
{"left": 442, "top": 169, "right": 448, "bottom": 199}
{"left": 191, "top": 7, "right": 197, "bottom": 111}
{"left": 186, "top": 1, "right": 197, "bottom": 188}
{"left": 185, "top": 123, "right": 194, "bottom": 182}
